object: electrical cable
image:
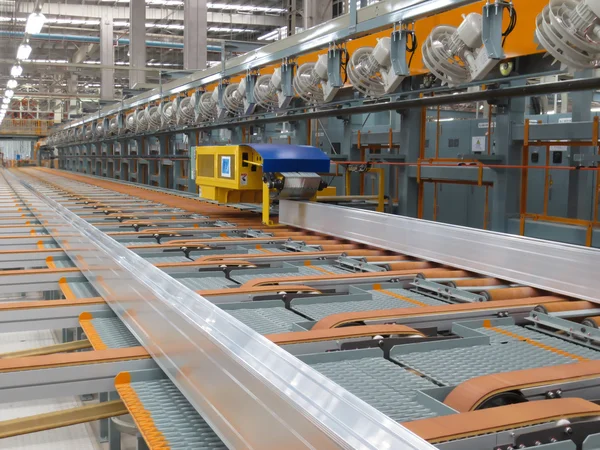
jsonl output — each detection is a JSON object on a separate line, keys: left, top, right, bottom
{"left": 340, "top": 48, "right": 349, "bottom": 84}
{"left": 406, "top": 31, "right": 418, "bottom": 68}
{"left": 502, "top": 4, "right": 517, "bottom": 47}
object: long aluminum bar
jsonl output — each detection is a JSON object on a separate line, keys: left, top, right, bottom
{"left": 279, "top": 201, "right": 600, "bottom": 303}
{"left": 5, "top": 172, "right": 435, "bottom": 449}
{"left": 59, "top": 0, "right": 478, "bottom": 129}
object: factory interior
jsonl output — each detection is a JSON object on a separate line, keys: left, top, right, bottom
{"left": 0, "top": 0, "right": 600, "bottom": 448}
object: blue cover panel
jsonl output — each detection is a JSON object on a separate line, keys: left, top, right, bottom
{"left": 247, "top": 144, "right": 330, "bottom": 173}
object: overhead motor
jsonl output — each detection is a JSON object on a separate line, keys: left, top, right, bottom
{"left": 347, "top": 37, "right": 405, "bottom": 97}
{"left": 198, "top": 91, "right": 218, "bottom": 122}
{"left": 254, "top": 67, "right": 290, "bottom": 110}
{"left": 147, "top": 105, "right": 162, "bottom": 130}
{"left": 422, "top": 13, "right": 498, "bottom": 86}
{"left": 176, "top": 97, "right": 197, "bottom": 126}
{"left": 536, "top": 0, "right": 600, "bottom": 69}
{"left": 222, "top": 83, "right": 244, "bottom": 116}
{"left": 293, "top": 53, "right": 339, "bottom": 104}
{"left": 161, "top": 101, "right": 177, "bottom": 128}
{"left": 136, "top": 109, "right": 149, "bottom": 133}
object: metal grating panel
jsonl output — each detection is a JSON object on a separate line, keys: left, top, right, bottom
{"left": 177, "top": 276, "right": 234, "bottom": 291}
{"left": 371, "top": 288, "right": 447, "bottom": 307}
{"left": 225, "top": 307, "right": 305, "bottom": 335}
{"left": 393, "top": 326, "right": 600, "bottom": 386}
{"left": 66, "top": 281, "right": 99, "bottom": 299}
{"left": 143, "top": 256, "right": 191, "bottom": 264}
{"left": 231, "top": 265, "right": 351, "bottom": 284}
{"left": 293, "top": 289, "right": 445, "bottom": 321}
{"left": 89, "top": 317, "right": 140, "bottom": 348}
{"left": 308, "top": 356, "right": 439, "bottom": 422}
{"left": 131, "top": 379, "right": 226, "bottom": 449}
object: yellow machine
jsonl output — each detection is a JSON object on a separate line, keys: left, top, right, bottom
{"left": 195, "top": 144, "right": 332, "bottom": 225}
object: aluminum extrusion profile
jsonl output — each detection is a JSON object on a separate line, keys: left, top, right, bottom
{"left": 55, "top": 0, "right": 480, "bottom": 131}
{"left": 5, "top": 171, "right": 436, "bottom": 450}
{"left": 279, "top": 200, "right": 600, "bottom": 304}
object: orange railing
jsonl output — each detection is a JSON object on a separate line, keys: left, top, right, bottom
{"left": 0, "top": 119, "right": 54, "bottom": 136}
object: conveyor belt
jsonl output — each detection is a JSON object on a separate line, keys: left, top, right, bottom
{"left": 116, "top": 372, "right": 226, "bottom": 450}
{"left": 3, "top": 167, "right": 600, "bottom": 450}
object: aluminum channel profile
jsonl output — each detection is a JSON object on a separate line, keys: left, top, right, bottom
{"left": 279, "top": 201, "right": 600, "bottom": 303}
{"left": 5, "top": 171, "right": 435, "bottom": 450}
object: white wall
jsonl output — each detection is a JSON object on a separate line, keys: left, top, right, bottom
{"left": 0, "top": 140, "right": 34, "bottom": 160}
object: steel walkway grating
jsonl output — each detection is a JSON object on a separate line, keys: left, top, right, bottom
{"left": 117, "top": 375, "right": 226, "bottom": 450}
{"left": 83, "top": 317, "right": 140, "bottom": 349}
{"left": 392, "top": 325, "right": 600, "bottom": 386}
{"left": 224, "top": 306, "right": 305, "bottom": 335}
{"left": 304, "top": 354, "right": 440, "bottom": 422}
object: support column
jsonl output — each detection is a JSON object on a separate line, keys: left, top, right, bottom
{"left": 184, "top": 0, "right": 207, "bottom": 71}
{"left": 492, "top": 80, "right": 526, "bottom": 232}
{"left": 100, "top": 9, "right": 114, "bottom": 100}
{"left": 67, "top": 74, "right": 78, "bottom": 119}
{"left": 398, "top": 106, "right": 422, "bottom": 217}
{"left": 568, "top": 70, "right": 594, "bottom": 220}
{"left": 303, "top": 0, "right": 333, "bottom": 28}
{"left": 129, "top": 0, "right": 146, "bottom": 88}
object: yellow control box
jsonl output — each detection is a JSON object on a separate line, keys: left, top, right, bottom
{"left": 195, "top": 145, "right": 264, "bottom": 203}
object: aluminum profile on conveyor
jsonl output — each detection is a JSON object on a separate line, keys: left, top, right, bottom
{"left": 6, "top": 167, "right": 600, "bottom": 449}
{"left": 4, "top": 168, "right": 436, "bottom": 449}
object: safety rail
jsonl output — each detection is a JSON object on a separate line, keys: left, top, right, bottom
{"left": 0, "top": 119, "right": 53, "bottom": 136}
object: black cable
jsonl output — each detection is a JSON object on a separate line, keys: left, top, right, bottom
{"left": 340, "top": 48, "right": 349, "bottom": 84}
{"left": 502, "top": 4, "right": 517, "bottom": 47}
{"left": 406, "top": 31, "right": 418, "bottom": 68}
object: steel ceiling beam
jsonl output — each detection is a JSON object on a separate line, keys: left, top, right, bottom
{"left": 15, "top": 3, "right": 286, "bottom": 27}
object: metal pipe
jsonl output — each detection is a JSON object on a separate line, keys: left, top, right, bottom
{"left": 0, "top": 31, "right": 221, "bottom": 51}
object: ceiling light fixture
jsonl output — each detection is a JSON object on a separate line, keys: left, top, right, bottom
{"left": 4, "top": 90, "right": 14, "bottom": 99}
{"left": 16, "top": 44, "right": 32, "bottom": 61}
{"left": 7, "top": 79, "right": 17, "bottom": 89}
{"left": 25, "top": 12, "right": 46, "bottom": 34}
{"left": 11, "top": 65, "right": 23, "bottom": 77}
{"left": 2, "top": 98, "right": 9, "bottom": 104}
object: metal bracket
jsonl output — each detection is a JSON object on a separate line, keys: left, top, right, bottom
{"left": 277, "top": 63, "right": 295, "bottom": 109}
{"left": 327, "top": 47, "right": 343, "bottom": 89}
{"left": 527, "top": 311, "right": 600, "bottom": 347}
{"left": 336, "top": 257, "right": 387, "bottom": 273}
{"left": 391, "top": 25, "right": 412, "bottom": 77}
{"left": 215, "top": 83, "right": 228, "bottom": 119}
{"left": 482, "top": 1, "right": 509, "bottom": 60}
{"left": 411, "top": 278, "right": 487, "bottom": 303}
{"left": 281, "top": 241, "right": 321, "bottom": 252}
{"left": 245, "top": 229, "right": 274, "bottom": 238}
{"left": 349, "top": 0, "right": 357, "bottom": 33}
{"left": 244, "top": 73, "right": 258, "bottom": 115}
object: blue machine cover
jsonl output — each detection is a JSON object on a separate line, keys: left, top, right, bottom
{"left": 246, "top": 144, "right": 330, "bottom": 173}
